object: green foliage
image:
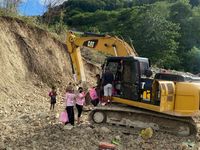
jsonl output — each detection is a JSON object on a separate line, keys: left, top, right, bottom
{"left": 184, "top": 47, "right": 200, "bottom": 73}
{"left": 43, "top": 0, "right": 200, "bottom": 73}
{"left": 113, "top": 4, "right": 180, "bottom": 68}
{"left": 189, "top": 0, "right": 200, "bottom": 7}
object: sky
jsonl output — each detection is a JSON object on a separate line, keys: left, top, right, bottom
{"left": 18, "top": 0, "right": 67, "bottom": 16}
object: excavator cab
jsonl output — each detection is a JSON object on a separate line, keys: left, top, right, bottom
{"left": 102, "top": 56, "right": 152, "bottom": 101}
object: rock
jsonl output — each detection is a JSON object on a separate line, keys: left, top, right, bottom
{"left": 50, "top": 134, "right": 59, "bottom": 139}
{"left": 5, "top": 125, "right": 13, "bottom": 132}
{"left": 100, "top": 127, "right": 111, "bottom": 133}
{"left": 115, "top": 135, "right": 121, "bottom": 141}
{"left": 0, "top": 141, "right": 5, "bottom": 149}
{"left": 40, "top": 131, "right": 45, "bottom": 136}
{"left": 37, "top": 112, "right": 48, "bottom": 119}
{"left": 141, "top": 143, "right": 152, "bottom": 149}
{"left": 55, "top": 113, "right": 59, "bottom": 119}
{"left": 64, "top": 125, "right": 73, "bottom": 130}
{"left": 135, "top": 137, "right": 145, "bottom": 145}
{"left": 179, "top": 143, "right": 188, "bottom": 150}
{"left": 86, "top": 127, "right": 93, "bottom": 132}
{"left": 33, "top": 121, "right": 40, "bottom": 126}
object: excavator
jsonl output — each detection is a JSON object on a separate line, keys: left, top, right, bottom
{"left": 66, "top": 30, "right": 200, "bottom": 136}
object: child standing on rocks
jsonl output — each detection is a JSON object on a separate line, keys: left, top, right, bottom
{"left": 49, "top": 86, "right": 57, "bottom": 111}
{"left": 89, "top": 87, "right": 99, "bottom": 107}
{"left": 64, "top": 85, "right": 76, "bottom": 126}
{"left": 76, "top": 87, "right": 86, "bottom": 124}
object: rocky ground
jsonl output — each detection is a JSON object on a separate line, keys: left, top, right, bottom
{"left": 0, "top": 84, "right": 199, "bottom": 150}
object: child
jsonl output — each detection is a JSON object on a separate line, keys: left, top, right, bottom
{"left": 64, "top": 85, "right": 76, "bottom": 126}
{"left": 49, "top": 86, "right": 57, "bottom": 111}
{"left": 76, "top": 87, "right": 86, "bottom": 124}
{"left": 89, "top": 87, "right": 99, "bottom": 107}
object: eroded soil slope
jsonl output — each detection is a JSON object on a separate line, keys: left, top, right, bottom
{"left": 0, "top": 16, "right": 76, "bottom": 119}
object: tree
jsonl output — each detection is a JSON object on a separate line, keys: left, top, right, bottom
{"left": 0, "top": 0, "right": 22, "bottom": 13}
{"left": 115, "top": 4, "right": 180, "bottom": 68}
{"left": 184, "top": 47, "right": 200, "bottom": 73}
{"left": 169, "top": 1, "right": 200, "bottom": 72}
{"left": 41, "top": 0, "right": 199, "bottom": 73}
{"left": 189, "top": 0, "right": 200, "bottom": 7}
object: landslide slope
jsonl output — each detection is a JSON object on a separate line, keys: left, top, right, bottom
{"left": 0, "top": 16, "right": 74, "bottom": 120}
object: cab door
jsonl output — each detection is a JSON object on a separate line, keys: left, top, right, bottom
{"left": 121, "top": 59, "right": 140, "bottom": 100}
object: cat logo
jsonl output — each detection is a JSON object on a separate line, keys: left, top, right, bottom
{"left": 83, "top": 40, "right": 98, "bottom": 48}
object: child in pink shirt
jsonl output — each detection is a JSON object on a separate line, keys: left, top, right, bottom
{"left": 64, "top": 85, "right": 76, "bottom": 125}
{"left": 89, "top": 87, "right": 99, "bottom": 106}
{"left": 76, "top": 87, "right": 86, "bottom": 124}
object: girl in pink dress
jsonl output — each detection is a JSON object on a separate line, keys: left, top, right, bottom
{"left": 76, "top": 87, "right": 86, "bottom": 124}
{"left": 64, "top": 85, "right": 76, "bottom": 125}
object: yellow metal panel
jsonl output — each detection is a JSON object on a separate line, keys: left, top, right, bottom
{"left": 142, "top": 91, "right": 151, "bottom": 100}
{"left": 74, "top": 36, "right": 136, "bottom": 56}
{"left": 156, "top": 81, "right": 175, "bottom": 113}
{"left": 174, "top": 82, "right": 200, "bottom": 115}
{"left": 112, "top": 97, "right": 160, "bottom": 112}
{"left": 175, "top": 95, "right": 198, "bottom": 113}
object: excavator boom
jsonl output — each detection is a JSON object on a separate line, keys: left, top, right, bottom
{"left": 66, "top": 31, "right": 137, "bottom": 82}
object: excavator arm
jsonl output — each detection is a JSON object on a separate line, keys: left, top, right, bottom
{"left": 66, "top": 31, "right": 137, "bottom": 82}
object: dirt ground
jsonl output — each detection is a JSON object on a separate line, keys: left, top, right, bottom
{"left": 0, "top": 93, "right": 199, "bottom": 150}
{"left": 0, "top": 16, "right": 200, "bottom": 150}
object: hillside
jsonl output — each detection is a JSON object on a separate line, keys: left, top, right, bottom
{"left": 0, "top": 16, "right": 98, "bottom": 149}
{"left": 0, "top": 16, "right": 73, "bottom": 106}
{"left": 43, "top": 0, "right": 200, "bottom": 74}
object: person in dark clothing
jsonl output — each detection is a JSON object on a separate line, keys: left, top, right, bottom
{"left": 114, "top": 61, "right": 123, "bottom": 95}
{"left": 102, "top": 67, "right": 114, "bottom": 104}
{"left": 49, "top": 86, "right": 57, "bottom": 111}
{"left": 95, "top": 74, "right": 102, "bottom": 102}
{"left": 96, "top": 74, "right": 101, "bottom": 88}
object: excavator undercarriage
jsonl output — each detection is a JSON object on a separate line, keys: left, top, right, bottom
{"left": 89, "top": 103, "right": 200, "bottom": 136}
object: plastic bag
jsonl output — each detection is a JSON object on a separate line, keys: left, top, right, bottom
{"left": 140, "top": 127, "right": 153, "bottom": 140}
{"left": 59, "top": 111, "right": 68, "bottom": 123}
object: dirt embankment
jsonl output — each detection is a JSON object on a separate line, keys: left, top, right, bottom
{"left": 0, "top": 16, "right": 73, "bottom": 92}
{"left": 0, "top": 16, "right": 99, "bottom": 149}
{"left": 0, "top": 16, "right": 98, "bottom": 99}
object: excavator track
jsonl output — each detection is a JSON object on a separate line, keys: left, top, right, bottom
{"left": 89, "top": 103, "right": 200, "bottom": 136}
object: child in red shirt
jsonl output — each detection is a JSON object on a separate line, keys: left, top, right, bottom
{"left": 49, "top": 86, "right": 57, "bottom": 111}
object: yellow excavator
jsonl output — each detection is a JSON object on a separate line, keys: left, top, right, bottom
{"left": 66, "top": 31, "right": 200, "bottom": 136}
